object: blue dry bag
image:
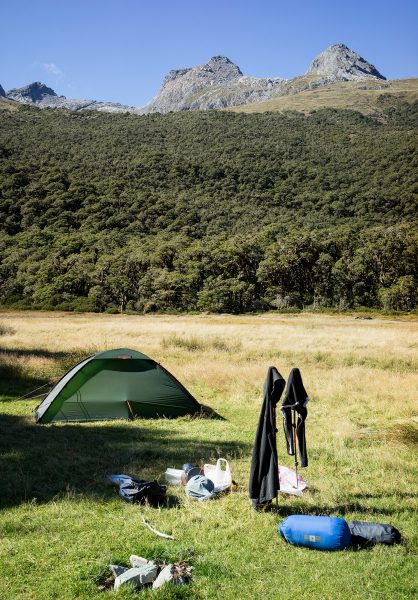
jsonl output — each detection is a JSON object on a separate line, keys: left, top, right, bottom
{"left": 279, "top": 515, "right": 351, "bottom": 551}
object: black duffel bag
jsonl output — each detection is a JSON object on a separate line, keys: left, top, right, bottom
{"left": 108, "top": 474, "right": 167, "bottom": 506}
{"left": 348, "top": 521, "right": 402, "bottom": 546}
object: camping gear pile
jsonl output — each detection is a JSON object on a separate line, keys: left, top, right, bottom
{"left": 99, "top": 555, "right": 192, "bottom": 592}
{"left": 165, "top": 458, "right": 234, "bottom": 501}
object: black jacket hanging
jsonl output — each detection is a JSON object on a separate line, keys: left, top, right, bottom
{"left": 249, "top": 366, "right": 286, "bottom": 507}
{"left": 281, "top": 368, "right": 309, "bottom": 467}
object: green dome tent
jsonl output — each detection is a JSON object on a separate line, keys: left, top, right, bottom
{"left": 35, "top": 348, "right": 200, "bottom": 423}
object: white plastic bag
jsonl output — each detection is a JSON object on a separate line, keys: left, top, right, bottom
{"left": 204, "top": 458, "right": 232, "bottom": 492}
{"left": 278, "top": 465, "right": 307, "bottom": 496}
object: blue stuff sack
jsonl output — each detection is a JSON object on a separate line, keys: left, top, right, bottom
{"left": 279, "top": 515, "right": 351, "bottom": 551}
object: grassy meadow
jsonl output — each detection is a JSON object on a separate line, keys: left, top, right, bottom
{"left": 0, "top": 310, "right": 417, "bottom": 599}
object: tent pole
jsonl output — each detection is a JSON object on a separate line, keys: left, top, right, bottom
{"left": 127, "top": 401, "right": 135, "bottom": 420}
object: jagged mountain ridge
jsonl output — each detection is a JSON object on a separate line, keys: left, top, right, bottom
{"left": 6, "top": 82, "right": 137, "bottom": 113}
{"left": 3, "top": 44, "right": 386, "bottom": 113}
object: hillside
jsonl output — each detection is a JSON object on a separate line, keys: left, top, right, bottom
{"left": 0, "top": 103, "right": 417, "bottom": 313}
{"left": 229, "top": 78, "right": 418, "bottom": 117}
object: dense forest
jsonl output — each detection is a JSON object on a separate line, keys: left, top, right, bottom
{"left": 0, "top": 103, "right": 417, "bottom": 313}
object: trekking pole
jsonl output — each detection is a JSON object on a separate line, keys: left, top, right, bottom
{"left": 292, "top": 409, "right": 299, "bottom": 489}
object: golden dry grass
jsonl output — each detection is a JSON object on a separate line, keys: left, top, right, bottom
{"left": 228, "top": 78, "right": 418, "bottom": 116}
{"left": 0, "top": 97, "right": 19, "bottom": 111}
{"left": 1, "top": 310, "right": 417, "bottom": 439}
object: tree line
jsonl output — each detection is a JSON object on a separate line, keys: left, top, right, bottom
{"left": 0, "top": 103, "right": 417, "bottom": 313}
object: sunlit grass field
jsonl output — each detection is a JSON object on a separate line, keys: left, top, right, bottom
{"left": 0, "top": 311, "right": 417, "bottom": 599}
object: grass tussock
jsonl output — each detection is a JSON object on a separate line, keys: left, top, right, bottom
{"left": 0, "top": 322, "right": 15, "bottom": 336}
{"left": 0, "top": 311, "right": 417, "bottom": 599}
{"left": 385, "top": 423, "right": 418, "bottom": 447}
{"left": 162, "top": 333, "right": 242, "bottom": 353}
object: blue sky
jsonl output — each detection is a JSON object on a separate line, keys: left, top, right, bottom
{"left": 1, "top": 0, "right": 417, "bottom": 106}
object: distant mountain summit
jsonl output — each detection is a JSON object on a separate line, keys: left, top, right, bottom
{"left": 5, "top": 82, "right": 136, "bottom": 113}
{"left": 306, "top": 43, "right": 386, "bottom": 81}
{"left": 3, "top": 43, "right": 388, "bottom": 114}
{"left": 7, "top": 82, "right": 58, "bottom": 103}
{"left": 143, "top": 54, "right": 285, "bottom": 113}
{"left": 0, "top": 84, "right": 6, "bottom": 97}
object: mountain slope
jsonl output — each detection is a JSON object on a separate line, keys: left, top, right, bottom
{"left": 228, "top": 78, "right": 418, "bottom": 117}
{"left": 0, "top": 102, "right": 416, "bottom": 312}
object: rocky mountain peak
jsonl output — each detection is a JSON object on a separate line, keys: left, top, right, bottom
{"left": 162, "top": 55, "right": 242, "bottom": 88}
{"left": 306, "top": 43, "right": 385, "bottom": 81}
{"left": 0, "top": 84, "right": 5, "bottom": 97}
{"left": 205, "top": 55, "right": 243, "bottom": 76}
{"left": 7, "top": 81, "right": 59, "bottom": 103}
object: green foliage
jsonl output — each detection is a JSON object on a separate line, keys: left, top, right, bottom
{"left": 0, "top": 104, "right": 417, "bottom": 312}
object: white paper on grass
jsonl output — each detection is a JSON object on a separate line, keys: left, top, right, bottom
{"left": 278, "top": 465, "right": 308, "bottom": 496}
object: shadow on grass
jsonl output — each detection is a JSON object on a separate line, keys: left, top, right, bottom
{"left": 267, "top": 497, "right": 401, "bottom": 518}
{"left": 0, "top": 348, "right": 69, "bottom": 360}
{"left": 0, "top": 414, "right": 249, "bottom": 509}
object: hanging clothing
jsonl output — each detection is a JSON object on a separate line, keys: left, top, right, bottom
{"left": 249, "top": 367, "right": 286, "bottom": 507}
{"left": 281, "top": 368, "right": 309, "bottom": 467}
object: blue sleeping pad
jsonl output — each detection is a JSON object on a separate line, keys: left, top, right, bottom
{"left": 279, "top": 515, "right": 351, "bottom": 550}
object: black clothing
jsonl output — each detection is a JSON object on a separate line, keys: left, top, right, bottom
{"left": 281, "top": 368, "right": 309, "bottom": 467}
{"left": 249, "top": 367, "right": 286, "bottom": 507}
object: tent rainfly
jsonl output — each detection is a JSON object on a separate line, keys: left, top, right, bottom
{"left": 35, "top": 348, "right": 200, "bottom": 423}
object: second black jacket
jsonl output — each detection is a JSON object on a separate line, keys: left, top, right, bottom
{"left": 281, "top": 368, "right": 309, "bottom": 467}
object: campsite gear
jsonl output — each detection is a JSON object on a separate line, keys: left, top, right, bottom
{"left": 35, "top": 348, "right": 200, "bottom": 423}
{"left": 114, "top": 564, "right": 158, "bottom": 590}
{"left": 279, "top": 515, "right": 351, "bottom": 551}
{"left": 281, "top": 368, "right": 309, "bottom": 479}
{"left": 182, "top": 463, "right": 195, "bottom": 473}
{"left": 249, "top": 367, "right": 286, "bottom": 508}
{"left": 204, "top": 458, "right": 232, "bottom": 492}
{"left": 278, "top": 465, "right": 307, "bottom": 496}
{"left": 186, "top": 466, "right": 203, "bottom": 481}
{"left": 165, "top": 468, "right": 185, "bottom": 485}
{"left": 348, "top": 521, "right": 402, "bottom": 546}
{"left": 186, "top": 474, "right": 215, "bottom": 500}
{"left": 153, "top": 562, "right": 192, "bottom": 589}
{"left": 130, "top": 556, "right": 155, "bottom": 568}
{"left": 110, "top": 565, "right": 129, "bottom": 577}
{"left": 108, "top": 474, "right": 166, "bottom": 506}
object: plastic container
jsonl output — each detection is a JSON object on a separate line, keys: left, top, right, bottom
{"left": 164, "top": 468, "right": 185, "bottom": 485}
{"left": 204, "top": 458, "right": 232, "bottom": 492}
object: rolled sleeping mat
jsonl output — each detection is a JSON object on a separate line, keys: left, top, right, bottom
{"left": 279, "top": 515, "right": 351, "bottom": 551}
{"left": 348, "top": 521, "right": 401, "bottom": 546}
